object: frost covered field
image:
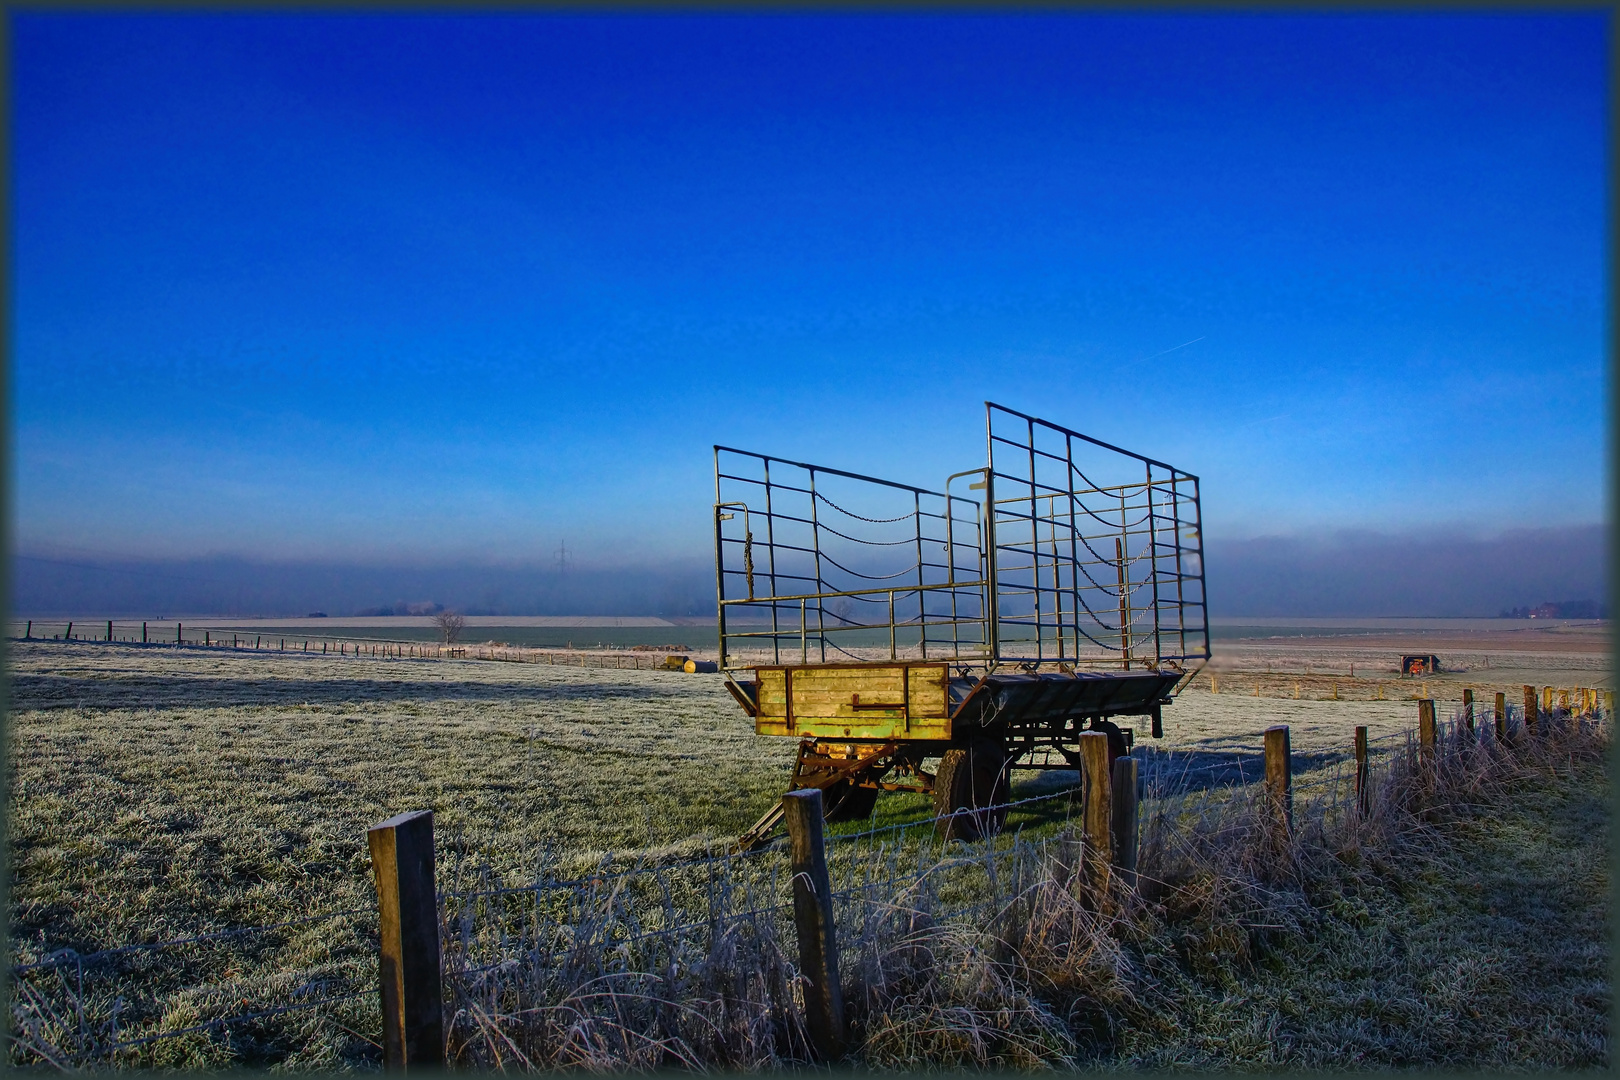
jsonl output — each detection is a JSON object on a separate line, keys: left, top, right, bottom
{"left": 7, "top": 636, "right": 1608, "bottom": 1070}
{"left": 8, "top": 641, "right": 802, "bottom": 955}
{"left": 6, "top": 635, "right": 1576, "bottom": 955}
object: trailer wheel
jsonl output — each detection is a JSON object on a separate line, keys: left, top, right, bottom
{"left": 933, "top": 741, "right": 1009, "bottom": 841}
{"left": 1090, "top": 719, "right": 1129, "bottom": 769}
{"left": 822, "top": 780, "right": 879, "bottom": 822}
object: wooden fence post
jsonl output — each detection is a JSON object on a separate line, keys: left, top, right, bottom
{"left": 1264, "top": 725, "right": 1291, "bottom": 830}
{"left": 368, "top": 810, "right": 444, "bottom": 1070}
{"left": 24, "top": 620, "right": 30, "bottom": 638}
{"left": 1418, "top": 699, "right": 1437, "bottom": 776}
{"left": 1077, "top": 731, "right": 1113, "bottom": 871}
{"left": 782, "top": 789, "right": 846, "bottom": 1061}
{"left": 1354, "top": 726, "right": 1370, "bottom": 816}
{"left": 106, "top": 620, "right": 112, "bottom": 642}
{"left": 1110, "top": 755, "right": 1139, "bottom": 887}
{"left": 1522, "top": 684, "right": 1538, "bottom": 735}
{"left": 177, "top": 622, "right": 182, "bottom": 645}
{"left": 65, "top": 621, "right": 73, "bottom": 640}
{"left": 1494, "top": 692, "right": 1506, "bottom": 741}
{"left": 1462, "top": 689, "right": 1474, "bottom": 736}
{"left": 142, "top": 621, "right": 147, "bottom": 644}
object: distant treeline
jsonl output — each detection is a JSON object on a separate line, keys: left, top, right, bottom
{"left": 1498, "top": 599, "right": 1608, "bottom": 619}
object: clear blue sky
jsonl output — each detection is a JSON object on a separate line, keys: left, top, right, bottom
{"left": 13, "top": 12, "right": 1608, "bottom": 571}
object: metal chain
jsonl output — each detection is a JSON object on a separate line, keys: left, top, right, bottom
{"left": 813, "top": 490, "right": 916, "bottom": 524}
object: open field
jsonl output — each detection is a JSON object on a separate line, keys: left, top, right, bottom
{"left": 7, "top": 632, "right": 1609, "bottom": 1069}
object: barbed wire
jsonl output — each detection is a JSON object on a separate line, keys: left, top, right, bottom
{"left": 451, "top": 900, "right": 799, "bottom": 981}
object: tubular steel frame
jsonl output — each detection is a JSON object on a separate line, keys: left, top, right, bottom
{"left": 715, "top": 402, "right": 1208, "bottom": 678}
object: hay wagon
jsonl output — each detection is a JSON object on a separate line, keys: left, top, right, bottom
{"left": 716, "top": 402, "right": 1209, "bottom": 849}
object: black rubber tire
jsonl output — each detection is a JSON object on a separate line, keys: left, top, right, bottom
{"left": 933, "top": 741, "right": 1010, "bottom": 841}
{"left": 822, "top": 780, "right": 880, "bottom": 822}
{"left": 1091, "top": 719, "right": 1129, "bottom": 770}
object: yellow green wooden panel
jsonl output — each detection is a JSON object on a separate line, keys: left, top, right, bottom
{"left": 751, "top": 663, "right": 953, "bottom": 740}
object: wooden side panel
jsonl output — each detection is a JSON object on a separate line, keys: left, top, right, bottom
{"left": 754, "top": 663, "right": 952, "bottom": 740}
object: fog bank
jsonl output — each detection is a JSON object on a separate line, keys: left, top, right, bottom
{"left": 11, "top": 524, "right": 1606, "bottom": 619}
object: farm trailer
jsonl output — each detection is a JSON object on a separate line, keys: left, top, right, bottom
{"left": 716, "top": 403, "right": 1210, "bottom": 850}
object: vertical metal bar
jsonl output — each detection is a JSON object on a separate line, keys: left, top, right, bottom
{"left": 1050, "top": 494, "right": 1065, "bottom": 660}
{"left": 808, "top": 468, "right": 827, "bottom": 663}
{"left": 1145, "top": 462, "right": 1162, "bottom": 668}
{"left": 977, "top": 501, "right": 987, "bottom": 658}
{"left": 714, "top": 449, "right": 730, "bottom": 668}
{"left": 984, "top": 403, "right": 1000, "bottom": 663}
{"left": 889, "top": 591, "right": 896, "bottom": 660}
{"left": 1027, "top": 416, "right": 1042, "bottom": 663}
{"left": 1190, "top": 477, "right": 1208, "bottom": 658}
{"left": 915, "top": 490, "right": 927, "bottom": 659}
{"left": 946, "top": 492, "right": 960, "bottom": 656}
{"left": 1115, "top": 536, "right": 1131, "bottom": 670}
{"left": 801, "top": 598, "right": 808, "bottom": 664}
{"left": 1118, "top": 484, "right": 1130, "bottom": 669}
{"left": 1066, "top": 434, "right": 1082, "bottom": 663}
{"left": 1170, "top": 473, "right": 1187, "bottom": 661}
{"left": 764, "top": 458, "right": 781, "bottom": 666}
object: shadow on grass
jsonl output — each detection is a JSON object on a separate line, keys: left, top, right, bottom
{"left": 9, "top": 671, "right": 699, "bottom": 710}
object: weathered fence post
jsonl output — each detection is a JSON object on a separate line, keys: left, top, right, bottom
{"left": 1418, "top": 699, "right": 1437, "bottom": 776}
{"left": 782, "top": 789, "right": 845, "bottom": 1061}
{"left": 176, "top": 622, "right": 182, "bottom": 645}
{"left": 1055, "top": 829, "right": 1086, "bottom": 893}
{"left": 142, "top": 621, "right": 147, "bottom": 644}
{"left": 106, "top": 620, "right": 112, "bottom": 642}
{"left": 1110, "top": 755, "right": 1139, "bottom": 887}
{"left": 1494, "top": 691, "right": 1506, "bottom": 741}
{"left": 1354, "top": 725, "right": 1370, "bottom": 816}
{"left": 1541, "top": 686, "right": 1553, "bottom": 717}
{"left": 1263, "top": 725, "right": 1291, "bottom": 830}
{"left": 1077, "top": 731, "right": 1113, "bottom": 872}
{"left": 65, "top": 621, "right": 73, "bottom": 640}
{"left": 1522, "top": 684, "right": 1538, "bottom": 736}
{"left": 1462, "top": 688, "right": 1474, "bottom": 737}
{"left": 367, "top": 810, "right": 444, "bottom": 1070}
{"left": 24, "top": 620, "right": 30, "bottom": 638}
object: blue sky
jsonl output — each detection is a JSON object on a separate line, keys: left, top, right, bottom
{"left": 12, "top": 12, "right": 1609, "bottom": 573}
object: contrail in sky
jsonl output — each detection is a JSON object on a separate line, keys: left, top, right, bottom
{"left": 1142, "top": 336, "right": 1206, "bottom": 362}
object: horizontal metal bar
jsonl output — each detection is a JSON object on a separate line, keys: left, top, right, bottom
{"left": 986, "top": 401, "right": 1200, "bottom": 480}
{"left": 720, "top": 579, "right": 990, "bottom": 606}
{"left": 716, "top": 445, "right": 957, "bottom": 500}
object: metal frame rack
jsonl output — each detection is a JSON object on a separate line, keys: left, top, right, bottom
{"left": 715, "top": 402, "right": 1208, "bottom": 678}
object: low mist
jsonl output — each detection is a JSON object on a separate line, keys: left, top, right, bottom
{"left": 11, "top": 523, "right": 1606, "bottom": 620}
